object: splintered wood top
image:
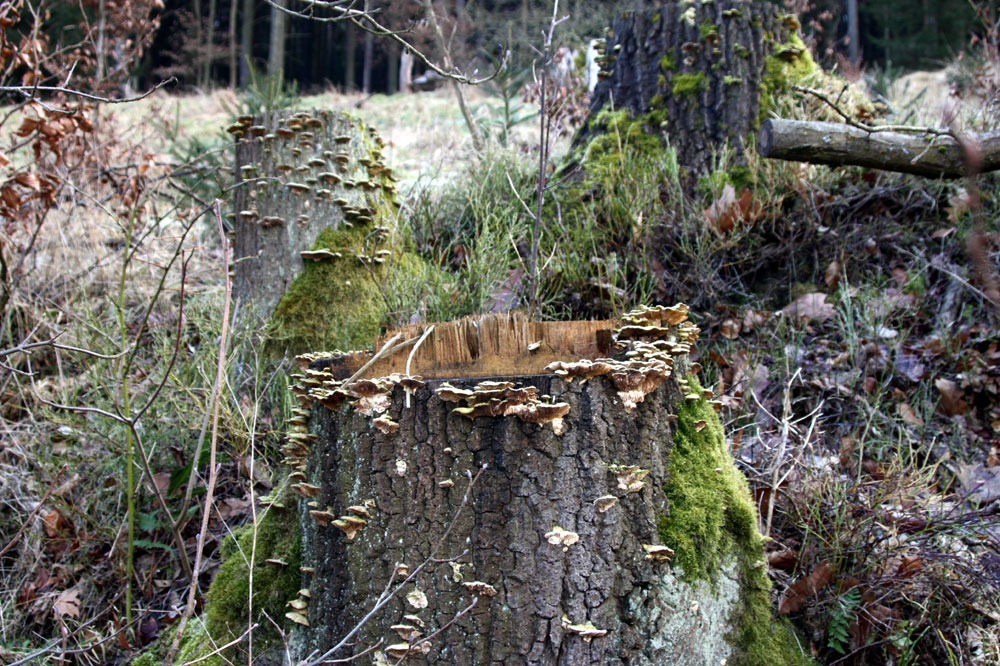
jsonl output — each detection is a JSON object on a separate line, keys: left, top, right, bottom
{"left": 318, "top": 312, "right": 616, "bottom": 380}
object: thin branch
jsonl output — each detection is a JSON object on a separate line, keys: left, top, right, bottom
{"left": 0, "top": 78, "right": 176, "bottom": 106}
{"left": 168, "top": 201, "right": 233, "bottom": 664}
{"left": 792, "top": 85, "right": 953, "bottom": 137}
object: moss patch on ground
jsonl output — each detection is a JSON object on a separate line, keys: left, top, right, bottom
{"left": 661, "top": 375, "right": 812, "bottom": 666}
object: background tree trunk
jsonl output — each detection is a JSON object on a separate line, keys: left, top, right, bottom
{"left": 239, "top": 0, "right": 254, "bottom": 87}
{"left": 573, "top": 1, "right": 806, "bottom": 175}
{"left": 268, "top": 0, "right": 287, "bottom": 80}
{"left": 345, "top": 27, "right": 357, "bottom": 91}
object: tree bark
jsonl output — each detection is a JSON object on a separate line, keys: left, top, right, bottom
{"left": 268, "top": 0, "right": 287, "bottom": 80}
{"left": 758, "top": 118, "right": 1000, "bottom": 178}
{"left": 286, "top": 310, "right": 799, "bottom": 665}
{"left": 572, "top": 1, "right": 801, "bottom": 175}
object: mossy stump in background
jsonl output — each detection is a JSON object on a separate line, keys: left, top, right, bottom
{"left": 570, "top": 1, "right": 815, "bottom": 176}
{"left": 229, "top": 110, "right": 421, "bottom": 355}
{"left": 286, "top": 307, "right": 809, "bottom": 665}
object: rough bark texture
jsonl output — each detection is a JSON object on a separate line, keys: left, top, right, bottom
{"left": 573, "top": 1, "right": 801, "bottom": 174}
{"left": 759, "top": 118, "right": 1000, "bottom": 178}
{"left": 294, "top": 376, "right": 741, "bottom": 665}
{"left": 231, "top": 110, "right": 391, "bottom": 319}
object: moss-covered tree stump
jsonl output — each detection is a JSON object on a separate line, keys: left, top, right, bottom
{"left": 285, "top": 307, "right": 809, "bottom": 665}
{"left": 571, "top": 1, "right": 814, "bottom": 175}
{"left": 229, "top": 110, "right": 425, "bottom": 354}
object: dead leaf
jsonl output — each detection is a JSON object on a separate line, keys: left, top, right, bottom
{"left": 53, "top": 588, "right": 81, "bottom": 618}
{"left": 703, "top": 184, "right": 739, "bottom": 233}
{"left": 781, "top": 293, "right": 835, "bottom": 324}
{"left": 935, "top": 378, "right": 968, "bottom": 416}
{"left": 931, "top": 227, "right": 956, "bottom": 240}
{"left": 720, "top": 319, "right": 740, "bottom": 339}
{"left": 896, "top": 402, "right": 924, "bottom": 427}
{"left": 896, "top": 555, "right": 922, "bottom": 579}
{"left": 825, "top": 261, "right": 842, "bottom": 288}
{"left": 767, "top": 549, "right": 798, "bottom": 571}
{"left": 41, "top": 508, "right": 66, "bottom": 537}
{"left": 742, "top": 309, "right": 770, "bottom": 332}
{"left": 778, "top": 562, "right": 834, "bottom": 615}
{"left": 14, "top": 172, "right": 41, "bottom": 190}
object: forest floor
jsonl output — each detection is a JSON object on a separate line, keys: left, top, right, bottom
{"left": 1, "top": 75, "right": 999, "bottom": 666}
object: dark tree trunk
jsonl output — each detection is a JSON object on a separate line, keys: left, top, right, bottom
{"left": 345, "top": 26, "right": 357, "bottom": 91}
{"left": 362, "top": 31, "right": 373, "bottom": 94}
{"left": 286, "top": 311, "right": 803, "bottom": 665}
{"left": 238, "top": 0, "right": 254, "bottom": 87}
{"left": 573, "top": 1, "right": 803, "bottom": 175}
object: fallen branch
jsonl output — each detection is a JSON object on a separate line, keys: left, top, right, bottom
{"left": 757, "top": 118, "right": 1000, "bottom": 179}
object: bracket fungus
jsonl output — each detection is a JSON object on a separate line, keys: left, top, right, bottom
{"left": 608, "top": 464, "right": 650, "bottom": 493}
{"left": 560, "top": 616, "right": 608, "bottom": 643}
{"left": 642, "top": 544, "right": 676, "bottom": 562}
{"left": 437, "top": 380, "right": 570, "bottom": 433}
{"left": 545, "top": 526, "right": 581, "bottom": 551}
{"left": 332, "top": 515, "right": 367, "bottom": 540}
{"left": 462, "top": 581, "right": 498, "bottom": 597}
{"left": 385, "top": 642, "right": 431, "bottom": 659}
{"left": 594, "top": 495, "right": 619, "bottom": 513}
{"left": 372, "top": 414, "right": 399, "bottom": 435}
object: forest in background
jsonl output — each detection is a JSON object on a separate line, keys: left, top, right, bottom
{"left": 19, "top": 0, "right": 989, "bottom": 96}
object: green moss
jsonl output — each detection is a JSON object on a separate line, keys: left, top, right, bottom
{"left": 724, "top": 76, "right": 742, "bottom": 86}
{"left": 652, "top": 11, "right": 660, "bottom": 23}
{"left": 660, "top": 53, "right": 676, "bottom": 72}
{"left": 267, "top": 226, "right": 429, "bottom": 356}
{"left": 204, "top": 505, "right": 302, "bottom": 643}
{"left": 581, "top": 109, "right": 663, "bottom": 166}
{"left": 650, "top": 94, "right": 664, "bottom": 108}
{"left": 734, "top": 43, "right": 750, "bottom": 58}
{"left": 672, "top": 73, "right": 706, "bottom": 99}
{"left": 758, "top": 33, "right": 818, "bottom": 126}
{"left": 660, "top": 375, "right": 813, "bottom": 666}
{"left": 700, "top": 19, "right": 719, "bottom": 41}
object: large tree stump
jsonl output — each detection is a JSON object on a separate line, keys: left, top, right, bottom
{"left": 284, "top": 308, "right": 804, "bottom": 665}
{"left": 570, "top": 1, "right": 813, "bottom": 175}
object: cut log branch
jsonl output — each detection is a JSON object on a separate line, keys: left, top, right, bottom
{"left": 758, "top": 118, "right": 1000, "bottom": 179}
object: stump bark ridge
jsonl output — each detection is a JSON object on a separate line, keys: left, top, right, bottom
{"left": 280, "top": 307, "right": 801, "bottom": 665}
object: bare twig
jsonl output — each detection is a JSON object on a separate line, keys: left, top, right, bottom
{"left": 0, "top": 78, "right": 176, "bottom": 107}
{"left": 168, "top": 201, "right": 233, "bottom": 665}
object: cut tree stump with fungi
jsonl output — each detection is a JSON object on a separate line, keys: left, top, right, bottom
{"left": 283, "top": 307, "right": 805, "bottom": 666}
{"left": 758, "top": 118, "right": 1000, "bottom": 178}
{"left": 229, "top": 110, "right": 421, "bottom": 353}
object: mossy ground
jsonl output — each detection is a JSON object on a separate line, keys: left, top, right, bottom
{"left": 129, "top": 505, "right": 301, "bottom": 665}
{"left": 661, "top": 375, "right": 812, "bottom": 666}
